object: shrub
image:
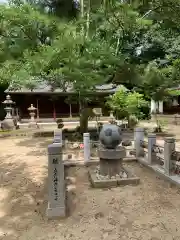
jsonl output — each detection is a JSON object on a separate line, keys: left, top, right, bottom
{"left": 56, "top": 118, "right": 64, "bottom": 129}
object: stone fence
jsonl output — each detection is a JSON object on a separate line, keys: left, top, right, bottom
{"left": 51, "top": 128, "right": 180, "bottom": 174}
{"left": 135, "top": 128, "right": 180, "bottom": 186}
{"left": 46, "top": 128, "right": 134, "bottom": 218}
{"left": 46, "top": 128, "right": 180, "bottom": 218}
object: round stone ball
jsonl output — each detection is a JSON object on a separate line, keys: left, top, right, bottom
{"left": 99, "top": 124, "right": 122, "bottom": 149}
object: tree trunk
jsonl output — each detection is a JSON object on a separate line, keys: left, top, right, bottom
{"left": 80, "top": 0, "right": 84, "bottom": 18}
{"left": 86, "top": 0, "right": 90, "bottom": 38}
{"left": 69, "top": 103, "right": 72, "bottom": 118}
{"left": 36, "top": 99, "right": 39, "bottom": 120}
{"left": 53, "top": 102, "right": 56, "bottom": 121}
{"left": 80, "top": 108, "right": 88, "bottom": 133}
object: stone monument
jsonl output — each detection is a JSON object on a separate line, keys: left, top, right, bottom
{"left": 89, "top": 123, "right": 140, "bottom": 188}
{"left": 1, "top": 95, "right": 16, "bottom": 130}
{"left": 98, "top": 124, "right": 125, "bottom": 177}
{"left": 46, "top": 143, "right": 66, "bottom": 218}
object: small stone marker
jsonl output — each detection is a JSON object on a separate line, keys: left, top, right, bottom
{"left": 53, "top": 129, "right": 62, "bottom": 144}
{"left": 46, "top": 143, "right": 66, "bottom": 218}
{"left": 83, "top": 133, "right": 90, "bottom": 162}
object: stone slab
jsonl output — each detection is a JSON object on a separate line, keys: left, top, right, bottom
{"left": 88, "top": 167, "right": 140, "bottom": 188}
{"left": 63, "top": 157, "right": 137, "bottom": 167}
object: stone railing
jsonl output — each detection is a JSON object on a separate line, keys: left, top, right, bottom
{"left": 135, "top": 128, "right": 180, "bottom": 186}
{"left": 46, "top": 128, "right": 135, "bottom": 218}
{"left": 53, "top": 129, "right": 135, "bottom": 162}
{"left": 46, "top": 127, "right": 180, "bottom": 218}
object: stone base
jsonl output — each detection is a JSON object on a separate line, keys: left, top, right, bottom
{"left": 1, "top": 118, "right": 15, "bottom": 130}
{"left": 88, "top": 167, "right": 140, "bottom": 188}
{"left": 98, "top": 146, "right": 126, "bottom": 159}
{"left": 46, "top": 204, "right": 66, "bottom": 218}
{"left": 99, "top": 158, "right": 123, "bottom": 177}
{"left": 28, "top": 122, "right": 38, "bottom": 128}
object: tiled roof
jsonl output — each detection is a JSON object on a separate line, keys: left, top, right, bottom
{"left": 5, "top": 82, "right": 128, "bottom": 94}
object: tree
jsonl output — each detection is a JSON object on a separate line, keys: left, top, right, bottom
{"left": 6, "top": 22, "right": 121, "bottom": 93}
{"left": 2, "top": 0, "right": 180, "bottom": 123}
{"left": 106, "top": 89, "right": 148, "bottom": 126}
{"left": 0, "top": 3, "right": 60, "bottom": 84}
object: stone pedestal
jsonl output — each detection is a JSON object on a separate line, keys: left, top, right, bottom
{"left": 98, "top": 146, "right": 126, "bottom": 177}
{"left": 1, "top": 118, "right": 15, "bottom": 130}
{"left": 99, "top": 159, "right": 122, "bottom": 177}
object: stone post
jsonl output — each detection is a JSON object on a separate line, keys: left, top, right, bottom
{"left": 53, "top": 129, "right": 62, "bottom": 144}
{"left": 134, "top": 128, "right": 144, "bottom": 158}
{"left": 83, "top": 133, "right": 90, "bottom": 162}
{"left": 46, "top": 143, "right": 65, "bottom": 218}
{"left": 164, "top": 137, "right": 175, "bottom": 176}
{"left": 148, "top": 134, "right": 156, "bottom": 165}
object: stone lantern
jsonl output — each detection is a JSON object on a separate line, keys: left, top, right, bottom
{"left": 27, "top": 104, "right": 37, "bottom": 128}
{"left": 1, "top": 95, "right": 15, "bottom": 130}
{"left": 2, "top": 95, "right": 15, "bottom": 119}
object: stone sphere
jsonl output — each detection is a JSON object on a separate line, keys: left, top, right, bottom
{"left": 99, "top": 124, "right": 122, "bottom": 149}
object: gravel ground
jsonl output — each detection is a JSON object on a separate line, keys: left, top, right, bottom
{"left": 1, "top": 137, "right": 180, "bottom": 240}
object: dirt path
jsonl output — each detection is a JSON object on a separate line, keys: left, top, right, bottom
{"left": 1, "top": 137, "right": 180, "bottom": 239}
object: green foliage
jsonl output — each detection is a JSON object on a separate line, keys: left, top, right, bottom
{"left": 1, "top": 0, "right": 180, "bottom": 103}
{"left": 0, "top": 3, "right": 60, "bottom": 84}
{"left": 128, "top": 115, "right": 138, "bottom": 128}
{"left": 106, "top": 89, "right": 148, "bottom": 121}
{"left": 56, "top": 118, "right": 64, "bottom": 129}
{"left": 8, "top": 26, "right": 121, "bottom": 96}
{"left": 142, "top": 62, "right": 173, "bottom": 101}
{"left": 168, "top": 89, "right": 180, "bottom": 96}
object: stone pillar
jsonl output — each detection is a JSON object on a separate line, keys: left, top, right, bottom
{"left": 83, "top": 133, "right": 90, "bottom": 162}
{"left": 150, "top": 99, "right": 156, "bottom": 113}
{"left": 158, "top": 101, "right": 163, "bottom": 114}
{"left": 53, "top": 129, "right": 62, "bottom": 144}
{"left": 98, "top": 147, "right": 126, "bottom": 177}
{"left": 164, "top": 137, "right": 175, "bottom": 176}
{"left": 46, "top": 143, "right": 65, "bottom": 218}
{"left": 134, "top": 128, "right": 144, "bottom": 158}
{"left": 148, "top": 134, "right": 156, "bottom": 165}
